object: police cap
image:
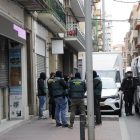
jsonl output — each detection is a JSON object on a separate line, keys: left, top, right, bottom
{"left": 127, "top": 71, "right": 132, "bottom": 74}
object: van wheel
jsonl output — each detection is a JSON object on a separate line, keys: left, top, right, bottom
{"left": 135, "top": 105, "right": 139, "bottom": 113}
{"left": 118, "top": 109, "right": 122, "bottom": 117}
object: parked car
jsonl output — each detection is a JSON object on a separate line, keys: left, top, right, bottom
{"left": 84, "top": 77, "right": 123, "bottom": 117}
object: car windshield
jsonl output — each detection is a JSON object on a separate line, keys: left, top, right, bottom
{"left": 101, "top": 79, "right": 117, "bottom": 89}
{"left": 97, "top": 71, "right": 121, "bottom": 83}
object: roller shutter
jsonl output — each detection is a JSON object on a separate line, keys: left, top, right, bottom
{"left": 36, "top": 54, "right": 46, "bottom": 110}
{"left": 0, "top": 35, "right": 9, "bottom": 87}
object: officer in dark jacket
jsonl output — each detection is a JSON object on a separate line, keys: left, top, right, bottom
{"left": 51, "top": 70, "right": 69, "bottom": 127}
{"left": 68, "top": 72, "right": 87, "bottom": 129}
{"left": 121, "top": 71, "right": 134, "bottom": 116}
{"left": 93, "top": 70, "right": 102, "bottom": 125}
{"left": 38, "top": 72, "right": 47, "bottom": 119}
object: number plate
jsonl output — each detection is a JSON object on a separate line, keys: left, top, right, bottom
{"left": 100, "top": 102, "right": 105, "bottom": 106}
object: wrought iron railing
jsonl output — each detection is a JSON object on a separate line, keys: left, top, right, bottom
{"left": 37, "top": 0, "right": 66, "bottom": 28}
{"left": 66, "top": 24, "right": 85, "bottom": 46}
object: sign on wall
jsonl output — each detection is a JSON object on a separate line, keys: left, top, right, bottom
{"left": 9, "top": 46, "right": 22, "bottom": 118}
{"left": 52, "top": 38, "right": 64, "bottom": 54}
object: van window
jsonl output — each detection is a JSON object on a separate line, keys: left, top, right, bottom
{"left": 116, "top": 71, "right": 121, "bottom": 83}
{"left": 96, "top": 71, "right": 121, "bottom": 83}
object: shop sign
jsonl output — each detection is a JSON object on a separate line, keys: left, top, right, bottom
{"left": 9, "top": 45, "right": 22, "bottom": 118}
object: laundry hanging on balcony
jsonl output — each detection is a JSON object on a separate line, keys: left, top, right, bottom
{"left": 67, "top": 30, "right": 76, "bottom": 36}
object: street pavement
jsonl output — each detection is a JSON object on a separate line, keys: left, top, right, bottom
{"left": 0, "top": 116, "right": 122, "bottom": 140}
{"left": 121, "top": 104, "right": 140, "bottom": 140}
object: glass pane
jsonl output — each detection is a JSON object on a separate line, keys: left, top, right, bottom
{"left": 102, "top": 79, "right": 116, "bottom": 89}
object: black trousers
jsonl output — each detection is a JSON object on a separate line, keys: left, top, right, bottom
{"left": 51, "top": 103, "right": 55, "bottom": 119}
{"left": 94, "top": 95, "right": 101, "bottom": 123}
{"left": 125, "top": 102, "right": 132, "bottom": 114}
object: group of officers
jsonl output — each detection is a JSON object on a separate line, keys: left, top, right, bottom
{"left": 37, "top": 69, "right": 137, "bottom": 129}
{"left": 38, "top": 70, "right": 102, "bottom": 129}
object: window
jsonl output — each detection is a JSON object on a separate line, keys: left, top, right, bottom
{"left": 102, "top": 79, "right": 117, "bottom": 89}
{"left": 124, "top": 52, "right": 126, "bottom": 57}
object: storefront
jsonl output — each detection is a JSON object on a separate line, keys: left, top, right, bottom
{"left": 0, "top": 14, "right": 28, "bottom": 122}
{"left": 34, "top": 21, "right": 49, "bottom": 110}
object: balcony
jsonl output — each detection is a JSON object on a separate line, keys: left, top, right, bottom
{"left": 98, "top": 40, "right": 102, "bottom": 46}
{"left": 98, "top": 31, "right": 102, "bottom": 39}
{"left": 65, "top": 24, "right": 85, "bottom": 52}
{"left": 130, "top": 30, "right": 138, "bottom": 43}
{"left": 135, "top": 38, "right": 140, "bottom": 48}
{"left": 134, "top": 19, "right": 140, "bottom": 30}
{"left": 128, "top": 43, "right": 131, "bottom": 50}
{"left": 37, "top": 0, "right": 67, "bottom": 33}
{"left": 95, "top": 0, "right": 101, "bottom": 2}
{"left": 67, "top": 0, "right": 85, "bottom": 22}
{"left": 93, "top": 9, "right": 101, "bottom": 17}
{"left": 98, "top": 25, "right": 101, "bottom": 31}
{"left": 15, "top": 0, "right": 47, "bottom": 11}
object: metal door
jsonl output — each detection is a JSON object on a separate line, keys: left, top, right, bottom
{"left": 36, "top": 54, "right": 46, "bottom": 110}
{"left": 0, "top": 35, "right": 9, "bottom": 87}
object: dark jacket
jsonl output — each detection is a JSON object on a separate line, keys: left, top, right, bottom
{"left": 38, "top": 72, "right": 47, "bottom": 96}
{"left": 121, "top": 77, "right": 134, "bottom": 102}
{"left": 69, "top": 72, "right": 86, "bottom": 98}
{"left": 52, "top": 71, "right": 68, "bottom": 98}
{"left": 47, "top": 78, "right": 53, "bottom": 97}
{"left": 93, "top": 76, "right": 102, "bottom": 96}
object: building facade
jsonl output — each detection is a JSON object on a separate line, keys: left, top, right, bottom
{"left": 113, "top": 44, "right": 127, "bottom": 70}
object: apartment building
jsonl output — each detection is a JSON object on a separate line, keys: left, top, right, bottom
{"left": 124, "top": 4, "right": 138, "bottom": 67}
{"left": 0, "top": 0, "right": 86, "bottom": 125}
{"left": 113, "top": 44, "right": 127, "bottom": 69}
{"left": 105, "top": 15, "right": 113, "bottom": 52}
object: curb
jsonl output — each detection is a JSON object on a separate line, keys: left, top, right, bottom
{"left": 0, "top": 120, "right": 26, "bottom": 136}
{"left": 66, "top": 115, "right": 119, "bottom": 121}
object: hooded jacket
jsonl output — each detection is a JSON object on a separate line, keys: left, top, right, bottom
{"left": 51, "top": 71, "right": 68, "bottom": 97}
{"left": 69, "top": 72, "right": 86, "bottom": 98}
{"left": 93, "top": 71, "right": 102, "bottom": 96}
{"left": 38, "top": 72, "right": 47, "bottom": 96}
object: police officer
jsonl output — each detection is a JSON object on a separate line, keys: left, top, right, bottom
{"left": 68, "top": 72, "right": 87, "bottom": 129}
{"left": 121, "top": 71, "right": 134, "bottom": 116}
{"left": 51, "top": 70, "right": 69, "bottom": 127}
{"left": 93, "top": 70, "right": 102, "bottom": 125}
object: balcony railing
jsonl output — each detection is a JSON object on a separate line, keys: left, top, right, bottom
{"left": 78, "top": 0, "right": 85, "bottom": 13}
{"left": 128, "top": 43, "right": 131, "bottom": 50}
{"left": 37, "top": 0, "right": 66, "bottom": 27}
{"left": 66, "top": 24, "right": 85, "bottom": 46}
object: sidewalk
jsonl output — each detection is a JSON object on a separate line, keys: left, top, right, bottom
{"left": 0, "top": 117, "right": 122, "bottom": 140}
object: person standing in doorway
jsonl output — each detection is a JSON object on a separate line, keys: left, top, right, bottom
{"left": 121, "top": 71, "right": 135, "bottom": 116}
{"left": 93, "top": 70, "right": 102, "bottom": 125}
{"left": 38, "top": 72, "right": 47, "bottom": 119}
{"left": 51, "top": 70, "right": 69, "bottom": 127}
{"left": 48, "top": 72, "right": 56, "bottom": 124}
{"left": 68, "top": 72, "right": 87, "bottom": 129}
